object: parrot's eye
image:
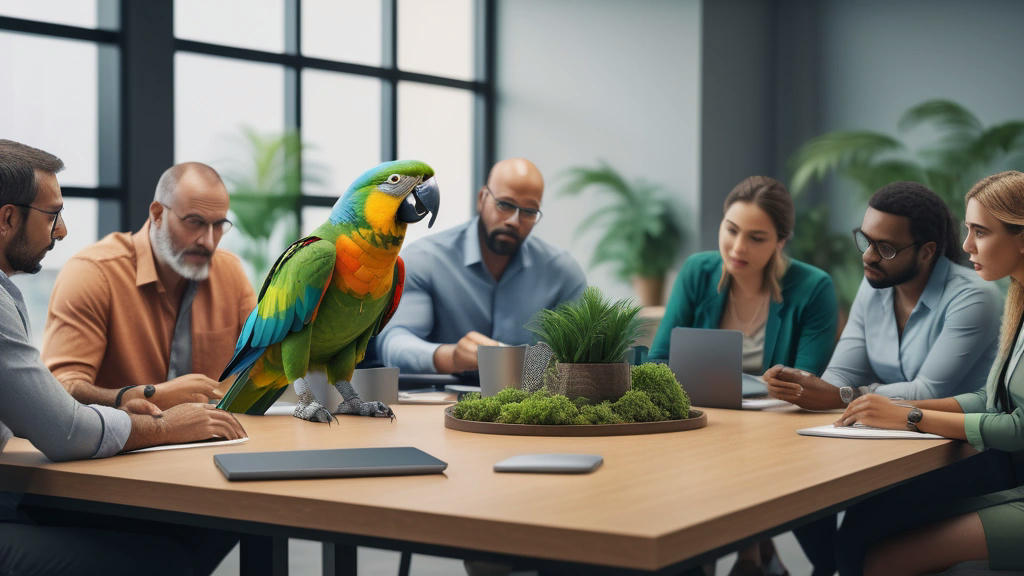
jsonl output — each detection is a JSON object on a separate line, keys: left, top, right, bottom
{"left": 387, "top": 174, "right": 401, "bottom": 184}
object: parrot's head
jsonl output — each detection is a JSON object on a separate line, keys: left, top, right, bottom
{"left": 331, "top": 160, "right": 440, "bottom": 237}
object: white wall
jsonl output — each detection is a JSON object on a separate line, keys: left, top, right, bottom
{"left": 495, "top": 0, "right": 702, "bottom": 301}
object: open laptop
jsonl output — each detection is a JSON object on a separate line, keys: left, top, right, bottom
{"left": 214, "top": 446, "right": 448, "bottom": 481}
{"left": 668, "top": 327, "right": 788, "bottom": 410}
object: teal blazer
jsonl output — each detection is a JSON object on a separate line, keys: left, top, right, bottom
{"left": 649, "top": 251, "right": 838, "bottom": 375}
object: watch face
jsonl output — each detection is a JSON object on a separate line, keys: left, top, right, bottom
{"left": 840, "top": 387, "right": 854, "bottom": 404}
{"left": 144, "top": 384, "right": 156, "bottom": 398}
{"left": 908, "top": 407, "right": 923, "bottom": 424}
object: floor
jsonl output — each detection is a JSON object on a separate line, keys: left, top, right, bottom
{"left": 210, "top": 531, "right": 814, "bottom": 575}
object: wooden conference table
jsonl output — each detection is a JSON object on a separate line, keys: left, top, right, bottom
{"left": 0, "top": 405, "right": 977, "bottom": 575}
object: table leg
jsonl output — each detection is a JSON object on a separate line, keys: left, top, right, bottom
{"left": 323, "top": 541, "right": 357, "bottom": 576}
{"left": 241, "top": 534, "right": 288, "bottom": 576}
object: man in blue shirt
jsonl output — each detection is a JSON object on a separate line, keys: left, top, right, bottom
{"left": 377, "top": 158, "right": 587, "bottom": 374}
{"left": 764, "top": 181, "right": 1003, "bottom": 576}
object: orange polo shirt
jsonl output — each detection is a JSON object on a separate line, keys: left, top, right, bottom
{"left": 42, "top": 221, "right": 257, "bottom": 390}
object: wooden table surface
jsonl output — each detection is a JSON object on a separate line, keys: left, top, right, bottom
{"left": 0, "top": 404, "right": 976, "bottom": 572}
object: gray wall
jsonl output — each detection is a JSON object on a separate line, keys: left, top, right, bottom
{"left": 495, "top": 0, "right": 702, "bottom": 300}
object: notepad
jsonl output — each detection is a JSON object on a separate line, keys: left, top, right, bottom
{"left": 798, "top": 424, "right": 944, "bottom": 439}
{"left": 131, "top": 437, "right": 249, "bottom": 453}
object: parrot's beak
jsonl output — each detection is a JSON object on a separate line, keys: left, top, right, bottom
{"left": 397, "top": 176, "right": 440, "bottom": 228}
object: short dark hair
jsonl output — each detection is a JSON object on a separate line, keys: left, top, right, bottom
{"left": 0, "top": 139, "right": 64, "bottom": 208}
{"left": 868, "top": 181, "right": 961, "bottom": 263}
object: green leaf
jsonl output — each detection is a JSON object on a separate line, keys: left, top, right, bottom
{"left": 789, "top": 131, "right": 906, "bottom": 195}
{"left": 897, "top": 99, "right": 983, "bottom": 135}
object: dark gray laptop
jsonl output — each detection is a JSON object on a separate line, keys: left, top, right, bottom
{"left": 214, "top": 446, "right": 447, "bottom": 481}
{"left": 669, "top": 327, "right": 785, "bottom": 410}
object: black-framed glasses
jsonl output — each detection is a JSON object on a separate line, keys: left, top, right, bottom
{"left": 483, "top": 186, "right": 543, "bottom": 223}
{"left": 159, "top": 202, "right": 233, "bottom": 236}
{"left": 852, "top": 228, "right": 919, "bottom": 260}
{"left": 13, "top": 203, "right": 64, "bottom": 238}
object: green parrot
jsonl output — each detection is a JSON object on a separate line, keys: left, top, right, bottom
{"left": 217, "top": 160, "right": 439, "bottom": 422}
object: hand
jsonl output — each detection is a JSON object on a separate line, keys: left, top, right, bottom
{"left": 120, "top": 398, "right": 162, "bottom": 416}
{"left": 122, "top": 403, "right": 247, "bottom": 452}
{"left": 434, "top": 331, "right": 502, "bottom": 373}
{"left": 836, "top": 394, "right": 910, "bottom": 429}
{"left": 763, "top": 364, "right": 843, "bottom": 410}
{"left": 156, "top": 403, "right": 247, "bottom": 444}
{"left": 144, "top": 374, "right": 224, "bottom": 409}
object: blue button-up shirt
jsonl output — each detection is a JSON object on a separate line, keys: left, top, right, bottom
{"left": 377, "top": 217, "right": 588, "bottom": 373}
{"left": 822, "top": 257, "right": 1003, "bottom": 399}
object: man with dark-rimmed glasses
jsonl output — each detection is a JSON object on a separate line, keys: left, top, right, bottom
{"left": 41, "top": 162, "right": 256, "bottom": 414}
{"left": 763, "top": 181, "right": 1004, "bottom": 576}
{"left": 376, "top": 158, "right": 587, "bottom": 374}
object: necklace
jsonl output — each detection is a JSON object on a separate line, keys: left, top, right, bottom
{"left": 728, "top": 289, "right": 769, "bottom": 335}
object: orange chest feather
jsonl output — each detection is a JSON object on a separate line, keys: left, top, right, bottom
{"left": 334, "top": 232, "right": 399, "bottom": 299}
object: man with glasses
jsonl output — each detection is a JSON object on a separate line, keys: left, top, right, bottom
{"left": 42, "top": 162, "right": 256, "bottom": 411}
{"left": 764, "top": 181, "right": 1003, "bottom": 576}
{"left": 376, "top": 158, "right": 586, "bottom": 374}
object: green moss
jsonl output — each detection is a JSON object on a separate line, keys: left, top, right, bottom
{"left": 452, "top": 395, "right": 502, "bottom": 422}
{"left": 574, "top": 401, "right": 624, "bottom": 425}
{"left": 611, "top": 389, "right": 665, "bottom": 423}
{"left": 496, "top": 402, "right": 524, "bottom": 424}
{"left": 493, "top": 387, "right": 529, "bottom": 405}
{"left": 630, "top": 363, "right": 690, "bottom": 419}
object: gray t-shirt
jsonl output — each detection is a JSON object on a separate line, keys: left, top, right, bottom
{"left": 0, "top": 268, "right": 130, "bottom": 519}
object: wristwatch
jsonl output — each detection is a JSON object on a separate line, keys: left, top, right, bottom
{"left": 839, "top": 386, "right": 857, "bottom": 405}
{"left": 143, "top": 384, "right": 156, "bottom": 399}
{"left": 906, "top": 407, "right": 923, "bottom": 432}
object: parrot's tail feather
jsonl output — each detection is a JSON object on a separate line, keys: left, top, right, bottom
{"left": 218, "top": 358, "right": 290, "bottom": 414}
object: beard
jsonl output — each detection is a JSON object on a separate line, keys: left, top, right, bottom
{"left": 150, "top": 221, "right": 211, "bottom": 281}
{"left": 5, "top": 227, "right": 53, "bottom": 274}
{"left": 865, "top": 258, "right": 919, "bottom": 289}
{"left": 479, "top": 220, "right": 521, "bottom": 256}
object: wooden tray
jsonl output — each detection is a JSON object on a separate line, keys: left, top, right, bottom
{"left": 443, "top": 406, "right": 707, "bottom": 437}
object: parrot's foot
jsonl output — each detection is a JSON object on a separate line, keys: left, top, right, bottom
{"left": 334, "top": 398, "right": 395, "bottom": 420}
{"left": 294, "top": 389, "right": 338, "bottom": 424}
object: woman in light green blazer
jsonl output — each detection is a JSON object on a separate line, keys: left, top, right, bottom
{"left": 838, "top": 170, "right": 1024, "bottom": 575}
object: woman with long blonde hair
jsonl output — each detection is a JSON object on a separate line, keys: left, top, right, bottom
{"left": 836, "top": 170, "right": 1024, "bottom": 575}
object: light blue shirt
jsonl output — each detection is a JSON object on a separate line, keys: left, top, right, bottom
{"left": 822, "top": 257, "right": 1003, "bottom": 400}
{"left": 377, "top": 217, "right": 588, "bottom": 373}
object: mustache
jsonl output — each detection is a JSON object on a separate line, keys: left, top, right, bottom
{"left": 865, "top": 262, "right": 884, "bottom": 272}
{"left": 491, "top": 230, "right": 520, "bottom": 242}
{"left": 183, "top": 248, "right": 213, "bottom": 258}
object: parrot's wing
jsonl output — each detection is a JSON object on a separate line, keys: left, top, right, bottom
{"left": 219, "top": 236, "right": 336, "bottom": 380}
{"left": 373, "top": 255, "right": 405, "bottom": 336}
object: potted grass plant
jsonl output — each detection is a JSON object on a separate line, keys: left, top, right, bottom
{"left": 527, "top": 287, "right": 643, "bottom": 402}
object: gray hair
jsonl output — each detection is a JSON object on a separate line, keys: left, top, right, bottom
{"left": 153, "top": 162, "right": 224, "bottom": 204}
{"left": 0, "top": 139, "right": 64, "bottom": 208}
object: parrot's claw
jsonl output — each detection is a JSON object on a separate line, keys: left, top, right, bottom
{"left": 294, "top": 389, "right": 339, "bottom": 424}
{"left": 334, "top": 399, "right": 396, "bottom": 420}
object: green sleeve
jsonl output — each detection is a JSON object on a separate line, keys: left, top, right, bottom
{"left": 650, "top": 258, "right": 700, "bottom": 360}
{"left": 792, "top": 273, "right": 838, "bottom": 376}
{"left": 955, "top": 389, "right": 988, "bottom": 415}
{"left": 963, "top": 407, "right": 1024, "bottom": 452}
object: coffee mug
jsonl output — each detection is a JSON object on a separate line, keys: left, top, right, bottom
{"left": 477, "top": 345, "right": 527, "bottom": 397}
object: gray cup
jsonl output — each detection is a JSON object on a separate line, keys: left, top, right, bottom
{"left": 350, "top": 367, "right": 399, "bottom": 404}
{"left": 477, "top": 345, "right": 527, "bottom": 397}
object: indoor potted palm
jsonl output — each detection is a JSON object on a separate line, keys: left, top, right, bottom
{"left": 559, "top": 162, "right": 687, "bottom": 306}
{"left": 527, "top": 287, "right": 643, "bottom": 402}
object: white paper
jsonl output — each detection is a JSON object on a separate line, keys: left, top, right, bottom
{"left": 797, "top": 423, "right": 944, "bottom": 440}
{"left": 398, "top": 391, "right": 457, "bottom": 404}
{"left": 130, "top": 437, "right": 249, "bottom": 453}
{"left": 742, "top": 397, "right": 792, "bottom": 410}
{"left": 264, "top": 403, "right": 297, "bottom": 416}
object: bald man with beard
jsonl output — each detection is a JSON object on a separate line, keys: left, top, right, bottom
{"left": 42, "top": 162, "right": 256, "bottom": 411}
{"left": 377, "top": 158, "right": 587, "bottom": 374}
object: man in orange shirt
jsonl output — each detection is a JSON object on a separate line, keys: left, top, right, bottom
{"left": 42, "top": 162, "right": 256, "bottom": 410}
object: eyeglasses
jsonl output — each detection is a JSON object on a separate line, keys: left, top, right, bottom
{"left": 14, "top": 203, "right": 64, "bottom": 238}
{"left": 159, "top": 202, "right": 233, "bottom": 236}
{"left": 852, "top": 228, "right": 919, "bottom": 260}
{"left": 483, "top": 186, "right": 543, "bottom": 223}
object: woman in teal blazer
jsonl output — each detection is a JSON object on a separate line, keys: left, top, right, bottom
{"left": 836, "top": 171, "right": 1024, "bottom": 575}
{"left": 650, "top": 176, "right": 837, "bottom": 377}
{"left": 650, "top": 176, "right": 837, "bottom": 575}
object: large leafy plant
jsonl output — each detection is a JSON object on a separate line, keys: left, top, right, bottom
{"left": 559, "top": 162, "right": 687, "bottom": 281}
{"left": 788, "top": 99, "right": 1024, "bottom": 307}
{"left": 221, "top": 127, "right": 324, "bottom": 280}
{"left": 527, "top": 287, "right": 643, "bottom": 363}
